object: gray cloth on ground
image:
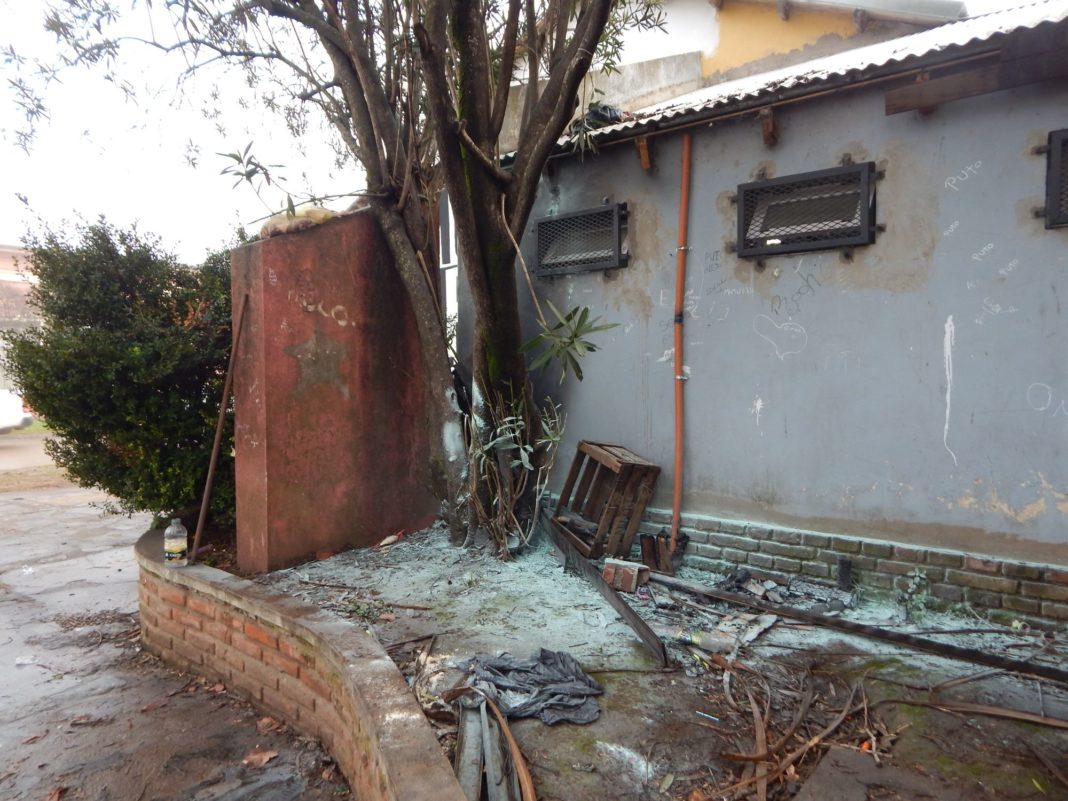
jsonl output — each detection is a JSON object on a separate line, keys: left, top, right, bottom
{"left": 458, "top": 648, "right": 603, "bottom": 725}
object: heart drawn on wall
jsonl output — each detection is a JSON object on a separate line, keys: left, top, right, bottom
{"left": 752, "top": 314, "right": 808, "bottom": 360}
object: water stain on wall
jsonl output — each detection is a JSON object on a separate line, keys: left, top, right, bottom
{"left": 607, "top": 196, "right": 665, "bottom": 320}
{"left": 835, "top": 139, "right": 936, "bottom": 293}
{"left": 945, "top": 472, "right": 1068, "bottom": 526}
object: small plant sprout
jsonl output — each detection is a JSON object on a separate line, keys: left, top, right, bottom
{"left": 522, "top": 301, "right": 617, "bottom": 383}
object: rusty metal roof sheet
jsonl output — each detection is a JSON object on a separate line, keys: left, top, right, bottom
{"left": 583, "top": 0, "right": 1068, "bottom": 142}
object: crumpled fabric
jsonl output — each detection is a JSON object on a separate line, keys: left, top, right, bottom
{"left": 457, "top": 648, "right": 603, "bottom": 725}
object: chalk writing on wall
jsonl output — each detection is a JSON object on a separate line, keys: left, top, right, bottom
{"left": 943, "top": 315, "right": 958, "bottom": 466}
{"left": 974, "top": 297, "right": 1017, "bottom": 325}
{"left": 770, "top": 257, "right": 826, "bottom": 317}
{"left": 1027, "top": 383, "right": 1068, "bottom": 419}
{"left": 753, "top": 314, "right": 807, "bottom": 360}
{"left": 750, "top": 396, "right": 764, "bottom": 427}
{"left": 944, "top": 161, "right": 982, "bottom": 192}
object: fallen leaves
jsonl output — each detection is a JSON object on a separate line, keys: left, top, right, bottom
{"left": 242, "top": 747, "right": 279, "bottom": 768}
{"left": 69, "top": 715, "right": 110, "bottom": 727}
{"left": 22, "top": 731, "right": 48, "bottom": 745}
{"left": 256, "top": 716, "right": 285, "bottom": 735}
{"left": 45, "top": 787, "right": 68, "bottom": 801}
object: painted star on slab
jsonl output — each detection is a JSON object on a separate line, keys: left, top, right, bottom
{"left": 284, "top": 326, "right": 351, "bottom": 400}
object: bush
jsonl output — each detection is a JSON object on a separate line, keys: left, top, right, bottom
{"left": 1, "top": 219, "right": 235, "bottom": 525}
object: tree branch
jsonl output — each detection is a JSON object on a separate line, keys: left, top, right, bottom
{"left": 489, "top": 0, "right": 521, "bottom": 141}
{"left": 520, "top": 0, "right": 538, "bottom": 133}
{"left": 509, "top": 0, "right": 612, "bottom": 238}
{"left": 457, "top": 121, "right": 512, "bottom": 186}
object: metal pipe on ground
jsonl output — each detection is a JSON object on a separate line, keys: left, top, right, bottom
{"left": 649, "top": 573, "right": 1068, "bottom": 685}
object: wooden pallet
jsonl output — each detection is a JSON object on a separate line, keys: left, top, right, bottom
{"left": 552, "top": 441, "right": 660, "bottom": 560}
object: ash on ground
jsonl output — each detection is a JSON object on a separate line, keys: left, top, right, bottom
{"left": 257, "top": 526, "right": 1068, "bottom": 801}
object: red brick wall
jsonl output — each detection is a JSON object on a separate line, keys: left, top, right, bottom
{"left": 230, "top": 210, "right": 438, "bottom": 572}
{"left": 640, "top": 509, "right": 1068, "bottom": 628}
{"left": 135, "top": 532, "right": 465, "bottom": 801}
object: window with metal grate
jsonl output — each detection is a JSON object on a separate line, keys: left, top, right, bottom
{"left": 1046, "top": 130, "right": 1068, "bottom": 229}
{"left": 737, "top": 163, "right": 877, "bottom": 258}
{"left": 534, "top": 202, "right": 628, "bottom": 276}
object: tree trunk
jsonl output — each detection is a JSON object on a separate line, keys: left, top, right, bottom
{"left": 372, "top": 204, "right": 468, "bottom": 541}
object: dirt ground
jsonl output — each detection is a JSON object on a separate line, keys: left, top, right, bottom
{"left": 259, "top": 526, "right": 1068, "bottom": 801}
{"left": 0, "top": 431, "right": 67, "bottom": 492}
{"left": 5, "top": 456, "right": 1064, "bottom": 800}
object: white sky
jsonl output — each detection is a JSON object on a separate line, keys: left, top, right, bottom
{"left": 0, "top": 0, "right": 1020, "bottom": 263}
{"left": 0, "top": 1, "right": 358, "bottom": 263}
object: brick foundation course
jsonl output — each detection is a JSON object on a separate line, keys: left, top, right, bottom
{"left": 636, "top": 510, "right": 1068, "bottom": 629}
{"left": 135, "top": 532, "right": 465, "bottom": 801}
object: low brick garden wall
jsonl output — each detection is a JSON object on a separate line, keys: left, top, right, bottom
{"left": 635, "top": 510, "right": 1068, "bottom": 628}
{"left": 135, "top": 531, "right": 466, "bottom": 801}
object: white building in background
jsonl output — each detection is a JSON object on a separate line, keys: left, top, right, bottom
{"left": 0, "top": 245, "right": 37, "bottom": 391}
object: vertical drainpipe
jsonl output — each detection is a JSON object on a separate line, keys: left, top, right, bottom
{"left": 670, "top": 132, "right": 693, "bottom": 557}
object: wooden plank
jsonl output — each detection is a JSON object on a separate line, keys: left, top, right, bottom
{"left": 579, "top": 440, "right": 625, "bottom": 471}
{"left": 639, "top": 533, "right": 658, "bottom": 571}
{"left": 569, "top": 459, "right": 599, "bottom": 516}
{"left": 554, "top": 520, "right": 593, "bottom": 557}
{"left": 546, "top": 512, "right": 668, "bottom": 667}
{"left": 592, "top": 465, "right": 632, "bottom": 559}
{"left": 582, "top": 464, "right": 614, "bottom": 529}
{"left": 454, "top": 704, "right": 484, "bottom": 801}
{"left": 618, "top": 468, "right": 660, "bottom": 558}
{"left": 602, "top": 443, "right": 656, "bottom": 466}
{"left": 555, "top": 446, "right": 585, "bottom": 516}
{"left": 656, "top": 534, "right": 672, "bottom": 575}
{"left": 885, "top": 64, "right": 998, "bottom": 114}
{"left": 603, "top": 464, "right": 644, "bottom": 558}
{"left": 886, "top": 49, "right": 1068, "bottom": 115}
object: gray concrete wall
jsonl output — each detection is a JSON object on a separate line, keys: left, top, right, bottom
{"left": 517, "top": 81, "right": 1068, "bottom": 564}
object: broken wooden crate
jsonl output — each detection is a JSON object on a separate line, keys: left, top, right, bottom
{"left": 551, "top": 441, "right": 660, "bottom": 560}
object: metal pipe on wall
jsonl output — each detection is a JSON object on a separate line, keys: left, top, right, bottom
{"left": 670, "top": 132, "right": 694, "bottom": 558}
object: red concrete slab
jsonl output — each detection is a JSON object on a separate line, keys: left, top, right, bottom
{"left": 231, "top": 211, "right": 437, "bottom": 572}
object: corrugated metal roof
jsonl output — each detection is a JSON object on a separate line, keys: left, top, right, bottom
{"left": 584, "top": 0, "right": 1068, "bottom": 142}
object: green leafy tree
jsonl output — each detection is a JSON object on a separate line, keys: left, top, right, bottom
{"left": 7, "top": 1, "right": 664, "bottom": 542}
{"left": 1, "top": 219, "right": 236, "bottom": 525}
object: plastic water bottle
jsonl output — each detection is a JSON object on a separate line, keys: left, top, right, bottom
{"left": 164, "top": 518, "right": 188, "bottom": 567}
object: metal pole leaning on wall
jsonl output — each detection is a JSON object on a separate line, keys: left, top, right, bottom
{"left": 670, "top": 132, "right": 694, "bottom": 558}
{"left": 190, "top": 292, "right": 250, "bottom": 565}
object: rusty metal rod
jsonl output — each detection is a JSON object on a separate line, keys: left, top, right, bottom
{"left": 190, "top": 292, "right": 249, "bottom": 565}
{"left": 649, "top": 573, "right": 1068, "bottom": 685}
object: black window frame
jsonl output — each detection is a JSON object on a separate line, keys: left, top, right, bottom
{"left": 1046, "top": 129, "right": 1068, "bottom": 229}
{"left": 534, "top": 202, "right": 629, "bottom": 277}
{"left": 737, "top": 162, "right": 877, "bottom": 258}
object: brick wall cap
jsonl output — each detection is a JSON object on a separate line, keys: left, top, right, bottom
{"left": 136, "top": 530, "right": 465, "bottom": 801}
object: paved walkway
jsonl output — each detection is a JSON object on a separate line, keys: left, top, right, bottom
{"left": 0, "top": 485, "right": 349, "bottom": 801}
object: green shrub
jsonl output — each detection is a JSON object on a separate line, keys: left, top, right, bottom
{"left": 1, "top": 219, "right": 235, "bottom": 525}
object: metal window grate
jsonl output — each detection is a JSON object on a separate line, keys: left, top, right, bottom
{"left": 1047, "top": 129, "right": 1068, "bottom": 229}
{"left": 535, "top": 203, "right": 628, "bottom": 276}
{"left": 737, "top": 163, "right": 877, "bottom": 257}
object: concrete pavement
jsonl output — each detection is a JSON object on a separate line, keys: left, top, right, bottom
{"left": 0, "top": 485, "right": 351, "bottom": 801}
